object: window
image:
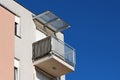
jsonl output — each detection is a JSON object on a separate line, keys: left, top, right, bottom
{"left": 15, "top": 16, "right": 21, "bottom": 38}
{"left": 35, "top": 67, "right": 55, "bottom": 80}
{"left": 14, "top": 67, "right": 18, "bottom": 80}
{"left": 56, "top": 77, "right": 61, "bottom": 80}
{"left": 14, "top": 59, "right": 19, "bottom": 80}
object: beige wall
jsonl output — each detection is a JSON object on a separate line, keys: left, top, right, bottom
{"left": 0, "top": 1, "right": 36, "bottom": 80}
{"left": 0, "top": 6, "right": 14, "bottom": 80}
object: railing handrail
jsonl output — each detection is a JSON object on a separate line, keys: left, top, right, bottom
{"left": 51, "top": 37, "right": 75, "bottom": 67}
{"left": 33, "top": 36, "right": 76, "bottom": 67}
{"left": 53, "top": 37, "right": 75, "bottom": 51}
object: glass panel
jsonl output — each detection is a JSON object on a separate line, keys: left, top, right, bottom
{"left": 34, "top": 11, "right": 70, "bottom": 32}
{"left": 48, "top": 19, "right": 69, "bottom": 32}
{"left": 32, "top": 37, "right": 75, "bottom": 67}
{"left": 52, "top": 38, "right": 75, "bottom": 67}
{"left": 38, "top": 11, "right": 58, "bottom": 24}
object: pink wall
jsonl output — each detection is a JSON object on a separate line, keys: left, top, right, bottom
{"left": 0, "top": 6, "right": 14, "bottom": 80}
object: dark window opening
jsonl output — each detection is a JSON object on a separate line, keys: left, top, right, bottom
{"left": 14, "top": 67, "right": 18, "bottom": 80}
{"left": 15, "top": 22, "right": 21, "bottom": 38}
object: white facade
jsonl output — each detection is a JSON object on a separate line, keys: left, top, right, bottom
{"left": 0, "top": 0, "right": 75, "bottom": 80}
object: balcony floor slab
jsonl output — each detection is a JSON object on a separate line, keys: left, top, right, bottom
{"left": 33, "top": 55, "right": 74, "bottom": 77}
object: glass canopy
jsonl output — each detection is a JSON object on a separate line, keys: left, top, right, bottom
{"left": 33, "top": 11, "right": 70, "bottom": 32}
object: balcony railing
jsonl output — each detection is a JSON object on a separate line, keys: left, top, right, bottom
{"left": 32, "top": 36, "right": 75, "bottom": 67}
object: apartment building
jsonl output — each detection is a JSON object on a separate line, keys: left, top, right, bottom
{"left": 0, "top": 0, "right": 75, "bottom": 80}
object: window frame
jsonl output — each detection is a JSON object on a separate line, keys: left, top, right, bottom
{"left": 14, "top": 59, "right": 19, "bottom": 80}
{"left": 15, "top": 16, "right": 21, "bottom": 38}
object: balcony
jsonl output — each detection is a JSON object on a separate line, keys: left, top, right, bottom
{"left": 32, "top": 36, "right": 75, "bottom": 77}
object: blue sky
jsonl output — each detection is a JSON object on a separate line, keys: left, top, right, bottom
{"left": 16, "top": 0, "right": 120, "bottom": 80}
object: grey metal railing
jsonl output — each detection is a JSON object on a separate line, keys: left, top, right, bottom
{"left": 32, "top": 36, "right": 75, "bottom": 67}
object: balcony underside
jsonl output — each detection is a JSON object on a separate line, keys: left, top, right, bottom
{"left": 33, "top": 54, "right": 74, "bottom": 77}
